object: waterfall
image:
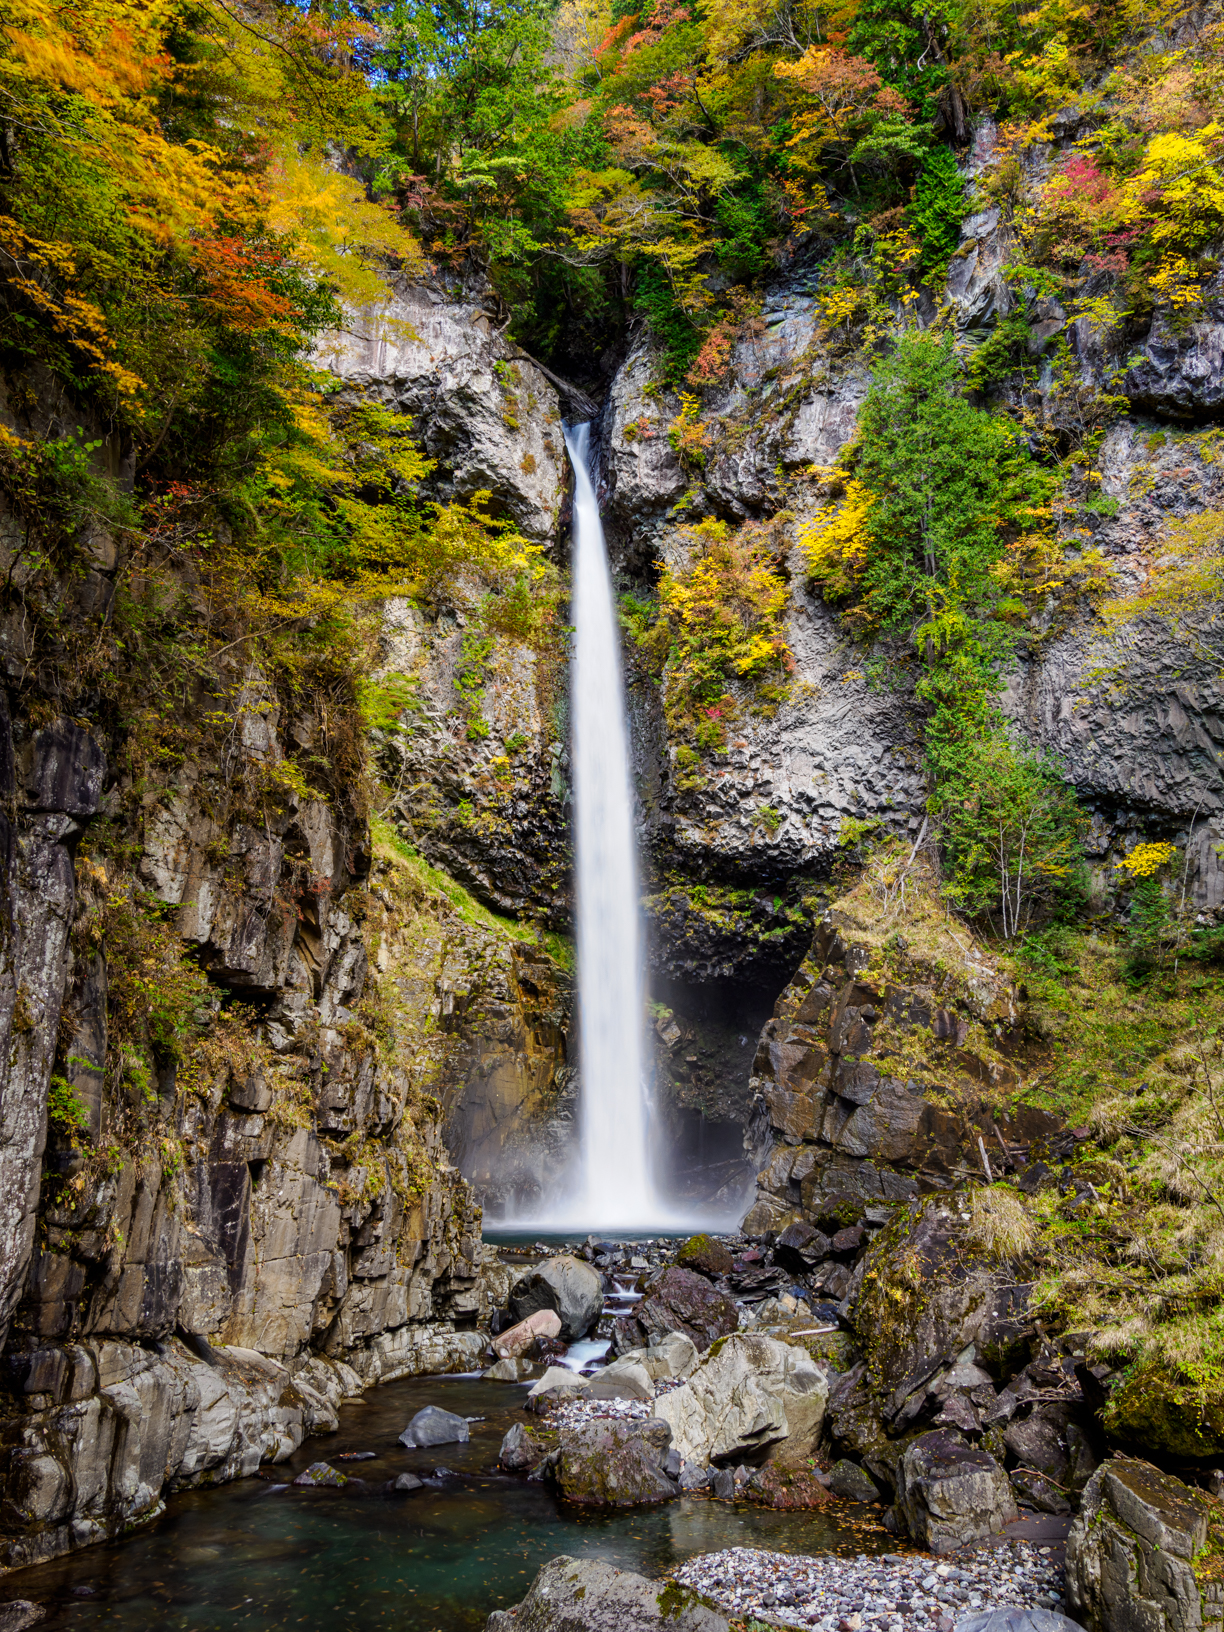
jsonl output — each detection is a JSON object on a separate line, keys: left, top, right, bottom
{"left": 565, "top": 422, "right": 659, "bottom": 1228}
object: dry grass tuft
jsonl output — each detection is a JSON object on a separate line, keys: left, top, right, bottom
{"left": 968, "top": 1186, "right": 1037, "bottom": 1261}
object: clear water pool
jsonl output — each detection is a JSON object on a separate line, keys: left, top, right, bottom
{"left": 10, "top": 1376, "right": 891, "bottom": 1632}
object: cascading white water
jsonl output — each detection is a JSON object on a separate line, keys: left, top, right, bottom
{"left": 565, "top": 421, "right": 659, "bottom": 1228}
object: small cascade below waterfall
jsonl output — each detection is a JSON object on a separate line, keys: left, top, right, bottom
{"left": 564, "top": 421, "right": 662, "bottom": 1229}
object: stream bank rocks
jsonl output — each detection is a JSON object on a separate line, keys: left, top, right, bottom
{"left": 1066, "top": 1455, "right": 1224, "bottom": 1632}
{"left": 485, "top": 1555, "right": 729, "bottom": 1632}
{"left": 612, "top": 1266, "right": 739, "bottom": 1354}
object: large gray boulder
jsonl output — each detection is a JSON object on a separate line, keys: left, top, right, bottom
{"left": 510, "top": 1256, "right": 603, "bottom": 1342}
{"left": 896, "top": 1430, "right": 1017, "bottom": 1553}
{"left": 956, "top": 1614, "right": 1084, "bottom": 1632}
{"left": 1066, "top": 1455, "right": 1223, "bottom": 1632}
{"left": 484, "top": 1555, "right": 728, "bottom": 1631}
{"left": 654, "top": 1333, "right": 828, "bottom": 1468}
{"left": 399, "top": 1406, "right": 469, "bottom": 1448}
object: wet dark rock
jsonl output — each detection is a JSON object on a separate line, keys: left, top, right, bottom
{"left": 774, "top": 1220, "right": 832, "bottom": 1274}
{"left": 499, "top": 1422, "right": 549, "bottom": 1474}
{"left": 292, "top": 1462, "right": 348, "bottom": 1488}
{"left": 896, "top": 1431, "right": 1017, "bottom": 1553}
{"left": 0, "top": 1605, "right": 45, "bottom": 1632}
{"left": 484, "top": 1554, "right": 729, "bottom": 1631}
{"left": 831, "top": 1225, "right": 866, "bottom": 1257}
{"left": 556, "top": 1418, "right": 678, "bottom": 1506}
{"left": 509, "top": 1254, "right": 604, "bottom": 1341}
{"left": 399, "top": 1406, "right": 470, "bottom": 1448}
{"left": 829, "top": 1459, "right": 881, "bottom": 1503}
{"left": 613, "top": 1266, "right": 738, "bottom": 1353}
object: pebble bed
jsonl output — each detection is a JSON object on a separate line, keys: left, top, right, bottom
{"left": 673, "top": 1542, "right": 1067, "bottom": 1630}
{"left": 549, "top": 1397, "right": 653, "bottom": 1427}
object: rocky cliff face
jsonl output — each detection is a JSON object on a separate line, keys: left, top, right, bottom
{"left": 0, "top": 670, "right": 549, "bottom": 1563}
{"left": 0, "top": 274, "right": 583, "bottom": 1564}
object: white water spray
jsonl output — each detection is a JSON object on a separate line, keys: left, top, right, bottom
{"left": 565, "top": 422, "right": 659, "bottom": 1229}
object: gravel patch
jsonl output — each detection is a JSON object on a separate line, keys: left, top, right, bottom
{"left": 672, "top": 1541, "right": 1067, "bottom": 1630}
{"left": 548, "top": 1397, "right": 653, "bottom": 1427}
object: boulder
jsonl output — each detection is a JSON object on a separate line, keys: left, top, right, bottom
{"left": 590, "top": 1359, "right": 654, "bottom": 1401}
{"left": 617, "top": 1332, "right": 699, "bottom": 1383}
{"left": 526, "top": 1365, "right": 589, "bottom": 1400}
{"left": 747, "top": 1462, "right": 834, "bottom": 1509}
{"left": 509, "top": 1256, "right": 604, "bottom": 1341}
{"left": 484, "top": 1555, "right": 729, "bottom": 1631}
{"left": 392, "top": 1472, "right": 424, "bottom": 1493}
{"left": 654, "top": 1333, "right": 829, "bottom": 1468}
{"left": 774, "top": 1220, "right": 833, "bottom": 1274}
{"left": 556, "top": 1418, "right": 678, "bottom": 1506}
{"left": 1003, "top": 1410, "right": 1072, "bottom": 1515}
{"left": 615, "top": 1267, "right": 738, "bottom": 1354}
{"left": 829, "top": 1459, "right": 881, "bottom": 1503}
{"left": 956, "top": 1614, "right": 1085, "bottom": 1632}
{"left": 896, "top": 1431, "right": 1017, "bottom": 1553}
{"left": 0, "top": 1606, "right": 45, "bottom": 1632}
{"left": 483, "top": 1356, "right": 537, "bottom": 1381}
{"left": 292, "top": 1461, "right": 348, "bottom": 1487}
{"left": 493, "top": 1308, "right": 563, "bottom": 1359}
{"left": 1066, "top": 1455, "right": 1223, "bottom": 1632}
{"left": 674, "top": 1234, "right": 735, "bottom": 1278}
{"left": 399, "top": 1406, "right": 470, "bottom": 1448}
{"left": 498, "top": 1423, "right": 550, "bottom": 1474}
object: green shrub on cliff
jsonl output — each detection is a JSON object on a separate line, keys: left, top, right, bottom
{"left": 803, "top": 329, "right": 1087, "bottom": 937}
{"left": 634, "top": 516, "right": 793, "bottom": 751}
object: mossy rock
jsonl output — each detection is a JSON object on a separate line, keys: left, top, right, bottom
{"left": 674, "top": 1234, "right": 734, "bottom": 1278}
{"left": 1103, "top": 1364, "right": 1224, "bottom": 1461}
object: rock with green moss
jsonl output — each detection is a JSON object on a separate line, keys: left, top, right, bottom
{"left": 483, "top": 1554, "right": 729, "bottom": 1631}
{"left": 854, "top": 1194, "right": 1034, "bottom": 1410}
{"left": 674, "top": 1234, "right": 734, "bottom": 1278}
{"left": 555, "top": 1419, "right": 678, "bottom": 1507}
{"left": 1067, "top": 1456, "right": 1223, "bottom": 1632}
{"left": 1103, "top": 1363, "right": 1224, "bottom": 1462}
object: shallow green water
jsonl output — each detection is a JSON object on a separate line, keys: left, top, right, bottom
{"left": 13, "top": 1376, "right": 888, "bottom": 1632}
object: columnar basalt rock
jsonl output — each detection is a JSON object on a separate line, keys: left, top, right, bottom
{"left": 743, "top": 899, "right": 1060, "bottom": 1230}
{"left": 0, "top": 649, "right": 558, "bottom": 1564}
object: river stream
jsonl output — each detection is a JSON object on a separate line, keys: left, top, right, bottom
{"left": 12, "top": 1373, "right": 891, "bottom": 1632}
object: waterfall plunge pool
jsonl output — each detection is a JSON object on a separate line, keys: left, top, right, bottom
{"left": 12, "top": 1374, "right": 892, "bottom": 1632}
